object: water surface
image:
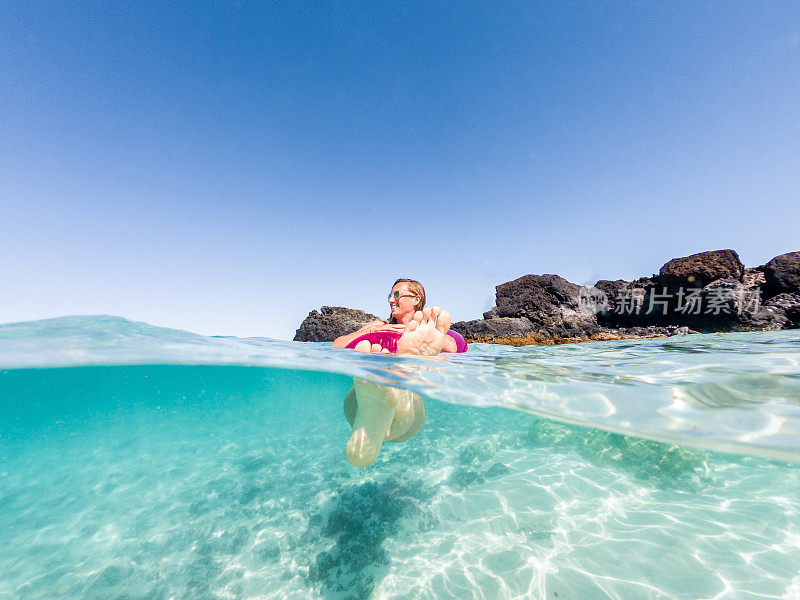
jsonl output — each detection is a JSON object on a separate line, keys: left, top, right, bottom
{"left": 1, "top": 316, "right": 799, "bottom": 599}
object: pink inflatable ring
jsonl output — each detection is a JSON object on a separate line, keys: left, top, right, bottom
{"left": 345, "top": 329, "right": 467, "bottom": 353}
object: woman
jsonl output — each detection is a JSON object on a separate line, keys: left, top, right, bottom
{"left": 333, "top": 278, "right": 457, "bottom": 467}
{"left": 332, "top": 278, "right": 457, "bottom": 355}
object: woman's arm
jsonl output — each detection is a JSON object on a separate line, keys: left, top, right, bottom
{"left": 332, "top": 320, "right": 388, "bottom": 348}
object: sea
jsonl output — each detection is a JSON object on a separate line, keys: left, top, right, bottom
{"left": 1, "top": 315, "right": 799, "bottom": 600}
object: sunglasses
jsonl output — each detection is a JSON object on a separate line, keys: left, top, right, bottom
{"left": 388, "top": 291, "right": 418, "bottom": 302}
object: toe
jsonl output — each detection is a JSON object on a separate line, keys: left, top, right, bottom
{"left": 435, "top": 309, "right": 451, "bottom": 333}
{"left": 422, "top": 307, "right": 432, "bottom": 323}
{"left": 354, "top": 340, "right": 372, "bottom": 353}
{"left": 371, "top": 343, "right": 382, "bottom": 353}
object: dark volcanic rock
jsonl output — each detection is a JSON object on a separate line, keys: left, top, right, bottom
{"left": 494, "top": 273, "right": 597, "bottom": 332}
{"left": 594, "top": 279, "right": 646, "bottom": 325}
{"left": 788, "top": 305, "right": 800, "bottom": 328}
{"left": 638, "top": 277, "right": 765, "bottom": 332}
{"left": 596, "top": 325, "right": 694, "bottom": 339}
{"left": 451, "top": 317, "right": 538, "bottom": 340}
{"left": 489, "top": 273, "right": 600, "bottom": 338}
{"left": 294, "top": 306, "right": 380, "bottom": 342}
{"left": 736, "top": 305, "right": 791, "bottom": 331}
{"left": 762, "top": 293, "right": 800, "bottom": 328}
{"left": 594, "top": 279, "right": 630, "bottom": 303}
{"left": 764, "top": 251, "right": 800, "bottom": 297}
{"left": 743, "top": 267, "right": 766, "bottom": 289}
{"left": 698, "top": 278, "right": 747, "bottom": 323}
{"left": 686, "top": 280, "right": 793, "bottom": 332}
{"left": 453, "top": 275, "right": 605, "bottom": 339}
{"left": 609, "top": 273, "right": 766, "bottom": 332}
{"left": 594, "top": 279, "right": 629, "bottom": 314}
{"left": 494, "top": 274, "right": 581, "bottom": 320}
{"left": 765, "top": 292, "right": 800, "bottom": 311}
{"left": 658, "top": 249, "right": 744, "bottom": 288}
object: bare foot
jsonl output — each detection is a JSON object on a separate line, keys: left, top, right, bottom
{"left": 345, "top": 378, "right": 400, "bottom": 467}
{"left": 396, "top": 307, "right": 451, "bottom": 356}
{"left": 344, "top": 381, "right": 426, "bottom": 467}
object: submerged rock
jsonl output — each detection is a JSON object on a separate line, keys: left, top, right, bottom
{"left": 447, "top": 467, "right": 486, "bottom": 489}
{"left": 304, "top": 476, "right": 434, "bottom": 598}
{"left": 294, "top": 306, "right": 380, "bottom": 342}
{"left": 527, "top": 417, "right": 709, "bottom": 491}
{"left": 458, "top": 439, "right": 498, "bottom": 466}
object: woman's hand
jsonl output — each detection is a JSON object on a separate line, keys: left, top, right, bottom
{"left": 333, "top": 320, "right": 404, "bottom": 349}
{"left": 359, "top": 320, "right": 404, "bottom": 335}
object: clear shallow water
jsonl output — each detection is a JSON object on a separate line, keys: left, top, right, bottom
{"left": 1, "top": 316, "right": 800, "bottom": 599}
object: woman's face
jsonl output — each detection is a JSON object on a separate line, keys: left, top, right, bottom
{"left": 388, "top": 282, "right": 419, "bottom": 320}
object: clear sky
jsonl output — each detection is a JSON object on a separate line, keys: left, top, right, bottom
{"left": 2, "top": 2, "right": 799, "bottom": 339}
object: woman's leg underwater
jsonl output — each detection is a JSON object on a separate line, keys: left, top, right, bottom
{"left": 344, "top": 379, "right": 425, "bottom": 467}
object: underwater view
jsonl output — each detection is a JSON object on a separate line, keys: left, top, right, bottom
{"left": 2, "top": 316, "right": 800, "bottom": 600}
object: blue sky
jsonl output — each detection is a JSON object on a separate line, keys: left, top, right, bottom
{"left": 2, "top": 2, "right": 799, "bottom": 339}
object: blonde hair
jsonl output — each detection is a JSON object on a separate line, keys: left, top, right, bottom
{"left": 388, "top": 278, "right": 426, "bottom": 324}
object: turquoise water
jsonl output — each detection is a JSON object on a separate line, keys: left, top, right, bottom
{"left": 1, "top": 317, "right": 799, "bottom": 599}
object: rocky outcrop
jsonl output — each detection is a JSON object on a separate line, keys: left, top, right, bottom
{"left": 594, "top": 250, "right": 792, "bottom": 333}
{"left": 657, "top": 249, "right": 744, "bottom": 288}
{"left": 743, "top": 266, "right": 766, "bottom": 289}
{"left": 456, "top": 248, "right": 800, "bottom": 345}
{"left": 737, "top": 301, "right": 791, "bottom": 331}
{"left": 294, "top": 306, "right": 380, "bottom": 342}
{"left": 451, "top": 317, "right": 538, "bottom": 340}
{"left": 764, "top": 251, "right": 800, "bottom": 296}
{"left": 494, "top": 274, "right": 578, "bottom": 319}
{"left": 452, "top": 274, "right": 602, "bottom": 341}
{"left": 491, "top": 274, "right": 598, "bottom": 337}
{"left": 595, "top": 277, "right": 653, "bottom": 326}
{"left": 765, "top": 293, "right": 800, "bottom": 328}
{"left": 637, "top": 276, "right": 751, "bottom": 331}
{"left": 766, "top": 292, "right": 800, "bottom": 312}
{"left": 450, "top": 323, "right": 693, "bottom": 346}
{"left": 787, "top": 304, "right": 800, "bottom": 328}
